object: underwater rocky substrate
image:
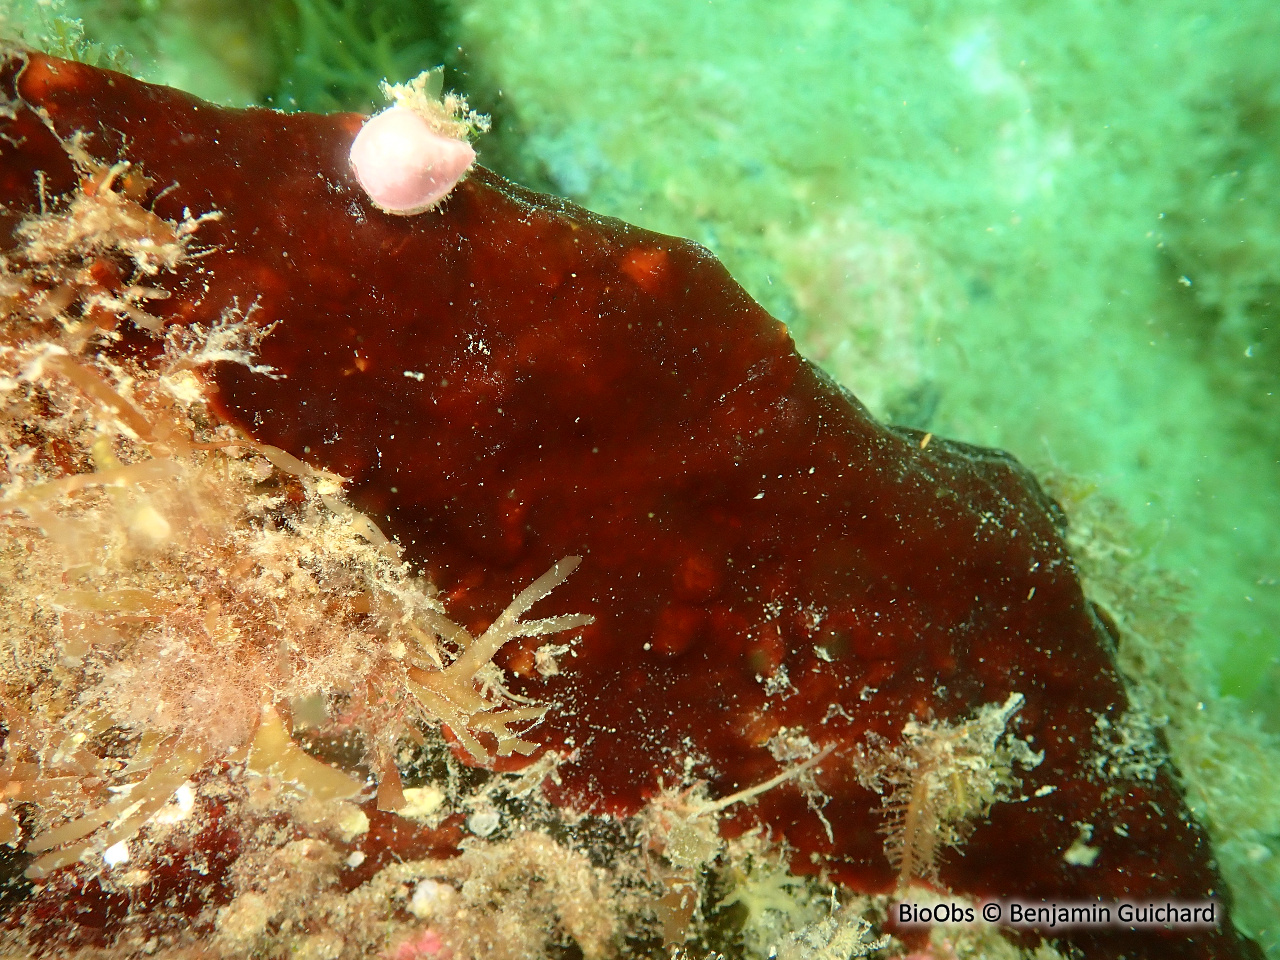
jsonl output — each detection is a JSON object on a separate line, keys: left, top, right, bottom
{"left": 0, "top": 46, "right": 1266, "bottom": 960}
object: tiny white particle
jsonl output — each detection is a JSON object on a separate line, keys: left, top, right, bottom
{"left": 103, "top": 840, "right": 130, "bottom": 867}
{"left": 154, "top": 782, "right": 196, "bottom": 825}
{"left": 403, "top": 370, "right": 425, "bottom": 381}
{"left": 346, "top": 850, "right": 366, "bottom": 868}
{"left": 467, "top": 807, "right": 501, "bottom": 837}
{"left": 409, "top": 878, "right": 454, "bottom": 919}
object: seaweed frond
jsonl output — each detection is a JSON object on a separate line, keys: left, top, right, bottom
{"left": 640, "top": 744, "right": 836, "bottom": 949}
{"left": 0, "top": 1, "right": 131, "bottom": 73}
{"left": 854, "top": 693, "right": 1043, "bottom": 890}
{"left": 404, "top": 557, "right": 593, "bottom": 762}
{"left": 773, "top": 905, "right": 890, "bottom": 960}
{"left": 381, "top": 67, "right": 491, "bottom": 142}
{"left": 0, "top": 139, "right": 591, "bottom": 883}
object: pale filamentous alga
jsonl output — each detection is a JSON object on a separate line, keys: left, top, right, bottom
{"left": 0, "top": 138, "right": 591, "bottom": 881}
{"left": 853, "top": 693, "right": 1044, "bottom": 889}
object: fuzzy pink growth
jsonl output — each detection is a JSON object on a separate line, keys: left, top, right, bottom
{"left": 388, "top": 929, "right": 453, "bottom": 960}
{"left": 349, "top": 106, "right": 475, "bottom": 215}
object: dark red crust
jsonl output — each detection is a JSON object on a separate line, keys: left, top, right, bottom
{"left": 0, "top": 49, "right": 1261, "bottom": 959}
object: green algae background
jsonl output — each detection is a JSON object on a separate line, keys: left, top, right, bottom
{"left": 3, "top": 0, "right": 1280, "bottom": 951}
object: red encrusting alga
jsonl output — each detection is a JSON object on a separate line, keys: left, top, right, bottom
{"left": 0, "top": 48, "right": 1263, "bottom": 960}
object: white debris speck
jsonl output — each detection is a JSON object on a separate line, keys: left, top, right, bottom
{"left": 467, "top": 806, "right": 501, "bottom": 838}
{"left": 333, "top": 801, "right": 370, "bottom": 841}
{"left": 760, "top": 664, "right": 794, "bottom": 697}
{"left": 400, "top": 785, "right": 446, "bottom": 821}
{"left": 409, "top": 879, "right": 456, "bottom": 919}
{"left": 103, "top": 840, "right": 130, "bottom": 867}
{"left": 1063, "top": 823, "right": 1101, "bottom": 867}
{"left": 534, "top": 642, "right": 572, "bottom": 677}
{"left": 154, "top": 782, "right": 197, "bottom": 825}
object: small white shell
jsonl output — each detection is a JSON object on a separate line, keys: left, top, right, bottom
{"left": 349, "top": 105, "right": 476, "bottom": 215}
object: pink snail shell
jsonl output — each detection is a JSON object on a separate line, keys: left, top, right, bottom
{"left": 349, "top": 105, "right": 476, "bottom": 215}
